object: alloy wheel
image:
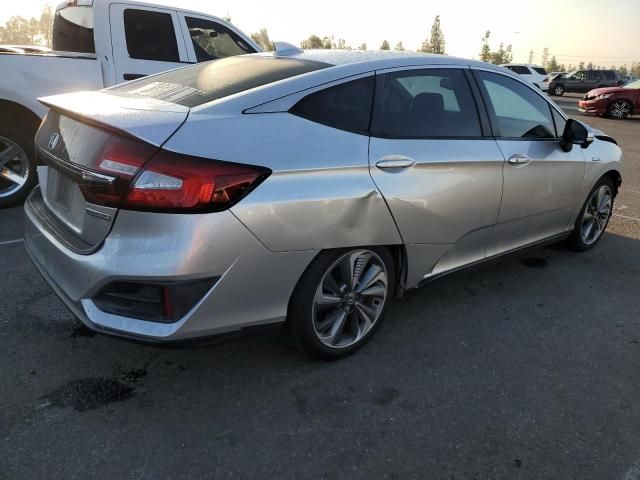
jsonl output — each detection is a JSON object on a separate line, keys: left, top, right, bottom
{"left": 312, "top": 250, "right": 388, "bottom": 349}
{"left": 609, "top": 101, "right": 631, "bottom": 119}
{"left": 554, "top": 85, "right": 564, "bottom": 95}
{"left": 0, "top": 136, "right": 29, "bottom": 199}
{"left": 581, "top": 185, "right": 612, "bottom": 245}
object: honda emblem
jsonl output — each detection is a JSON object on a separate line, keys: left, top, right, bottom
{"left": 48, "top": 133, "right": 60, "bottom": 151}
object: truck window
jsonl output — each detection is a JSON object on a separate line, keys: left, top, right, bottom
{"left": 123, "top": 9, "right": 180, "bottom": 62}
{"left": 52, "top": 5, "right": 95, "bottom": 54}
{"left": 185, "top": 17, "right": 256, "bottom": 62}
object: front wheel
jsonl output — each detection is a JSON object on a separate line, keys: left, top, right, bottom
{"left": 287, "top": 247, "right": 395, "bottom": 360}
{"left": 608, "top": 100, "right": 632, "bottom": 119}
{"left": 553, "top": 84, "right": 565, "bottom": 96}
{"left": 568, "top": 177, "right": 614, "bottom": 251}
{"left": 0, "top": 122, "right": 38, "bottom": 208}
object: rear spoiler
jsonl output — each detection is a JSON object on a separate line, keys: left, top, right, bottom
{"left": 38, "top": 91, "right": 189, "bottom": 147}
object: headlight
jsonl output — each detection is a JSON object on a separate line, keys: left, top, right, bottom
{"left": 596, "top": 93, "right": 613, "bottom": 99}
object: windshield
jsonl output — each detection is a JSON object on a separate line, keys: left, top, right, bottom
{"left": 111, "top": 55, "right": 331, "bottom": 107}
{"left": 624, "top": 79, "right": 640, "bottom": 89}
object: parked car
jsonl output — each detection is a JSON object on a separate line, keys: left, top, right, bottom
{"left": 0, "top": 0, "right": 260, "bottom": 208}
{"left": 578, "top": 79, "right": 640, "bottom": 119}
{"left": 548, "top": 69, "right": 619, "bottom": 96}
{"left": 501, "top": 64, "right": 549, "bottom": 91}
{"left": 25, "top": 50, "right": 622, "bottom": 359}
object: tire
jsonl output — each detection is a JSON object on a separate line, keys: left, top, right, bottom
{"left": 553, "top": 84, "right": 565, "bottom": 96}
{"left": 607, "top": 100, "right": 632, "bottom": 120}
{"left": 0, "top": 116, "right": 38, "bottom": 208}
{"left": 568, "top": 177, "right": 615, "bottom": 251}
{"left": 287, "top": 247, "right": 396, "bottom": 360}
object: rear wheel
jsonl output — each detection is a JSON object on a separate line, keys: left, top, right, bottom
{"left": 287, "top": 247, "right": 395, "bottom": 360}
{"left": 607, "top": 100, "right": 632, "bottom": 119}
{"left": 553, "top": 84, "right": 565, "bottom": 96}
{"left": 568, "top": 177, "right": 614, "bottom": 251}
{"left": 0, "top": 121, "right": 37, "bottom": 208}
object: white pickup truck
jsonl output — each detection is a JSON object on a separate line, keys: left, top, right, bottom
{"left": 0, "top": 0, "right": 261, "bottom": 207}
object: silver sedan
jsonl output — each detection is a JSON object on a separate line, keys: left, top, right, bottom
{"left": 25, "top": 49, "right": 622, "bottom": 359}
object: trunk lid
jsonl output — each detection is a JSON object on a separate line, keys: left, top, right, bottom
{"left": 30, "top": 91, "right": 188, "bottom": 253}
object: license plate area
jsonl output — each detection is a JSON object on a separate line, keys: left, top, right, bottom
{"left": 41, "top": 167, "right": 86, "bottom": 234}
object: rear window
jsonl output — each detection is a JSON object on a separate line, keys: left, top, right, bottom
{"left": 52, "top": 5, "right": 95, "bottom": 54}
{"left": 112, "top": 56, "right": 331, "bottom": 107}
{"left": 602, "top": 70, "right": 616, "bottom": 80}
{"left": 124, "top": 9, "right": 179, "bottom": 62}
{"left": 533, "top": 67, "right": 547, "bottom": 75}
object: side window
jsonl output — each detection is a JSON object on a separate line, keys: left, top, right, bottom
{"left": 371, "top": 69, "right": 482, "bottom": 138}
{"left": 509, "top": 66, "right": 530, "bottom": 75}
{"left": 574, "top": 71, "right": 586, "bottom": 81}
{"left": 123, "top": 9, "right": 179, "bottom": 62}
{"left": 587, "top": 71, "right": 600, "bottom": 81}
{"left": 477, "top": 71, "right": 555, "bottom": 139}
{"left": 602, "top": 71, "right": 616, "bottom": 80}
{"left": 185, "top": 17, "right": 255, "bottom": 62}
{"left": 290, "top": 76, "right": 374, "bottom": 135}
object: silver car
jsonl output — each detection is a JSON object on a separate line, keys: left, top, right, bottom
{"left": 25, "top": 50, "right": 622, "bottom": 359}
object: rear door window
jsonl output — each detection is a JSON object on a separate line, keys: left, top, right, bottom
{"left": 290, "top": 76, "right": 374, "bottom": 135}
{"left": 123, "top": 9, "right": 179, "bottom": 62}
{"left": 185, "top": 17, "right": 255, "bottom": 62}
{"left": 532, "top": 67, "right": 547, "bottom": 75}
{"left": 52, "top": 5, "right": 95, "bottom": 53}
{"left": 602, "top": 70, "right": 616, "bottom": 80}
{"left": 476, "top": 70, "right": 555, "bottom": 139}
{"left": 371, "top": 68, "right": 482, "bottom": 138}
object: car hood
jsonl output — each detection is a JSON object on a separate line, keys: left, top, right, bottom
{"left": 586, "top": 87, "right": 628, "bottom": 97}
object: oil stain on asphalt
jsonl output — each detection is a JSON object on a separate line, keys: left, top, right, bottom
{"left": 43, "top": 377, "right": 135, "bottom": 412}
{"left": 519, "top": 257, "right": 549, "bottom": 268}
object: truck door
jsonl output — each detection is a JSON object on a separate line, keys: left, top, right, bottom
{"left": 109, "top": 4, "right": 189, "bottom": 84}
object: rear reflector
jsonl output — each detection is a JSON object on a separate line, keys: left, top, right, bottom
{"left": 81, "top": 135, "right": 270, "bottom": 213}
{"left": 93, "top": 277, "right": 220, "bottom": 323}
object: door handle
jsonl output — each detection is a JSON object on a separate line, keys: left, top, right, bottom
{"left": 123, "top": 73, "right": 147, "bottom": 81}
{"left": 375, "top": 156, "right": 416, "bottom": 170}
{"left": 507, "top": 154, "right": 531, "bottom": 166}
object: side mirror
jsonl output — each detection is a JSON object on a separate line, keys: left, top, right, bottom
{"left": 560, "top": 119, "right": 594, "bottom": 152}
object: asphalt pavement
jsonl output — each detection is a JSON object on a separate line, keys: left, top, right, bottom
{"left": 1, "top": 93, "right": 639, "bottom": 480}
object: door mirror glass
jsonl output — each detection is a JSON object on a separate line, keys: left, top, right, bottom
{"left": 560, "top": 119, "right": 594, "bottom": 152}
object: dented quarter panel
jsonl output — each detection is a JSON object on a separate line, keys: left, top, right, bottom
{"left": 163, "top": 112, "right": 403, "bottom": 252}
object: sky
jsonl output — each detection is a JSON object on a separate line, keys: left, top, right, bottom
{"left": 2, "top": 0, "right": 639, "bottom": 67}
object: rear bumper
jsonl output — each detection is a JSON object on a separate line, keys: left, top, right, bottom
{"left": 24, "top": 188, "right": 317, "bottom": 342}
{"left": 578, "top": 99, "right": 607, "bottom": 115}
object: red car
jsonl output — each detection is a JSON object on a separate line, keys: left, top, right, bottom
{"left": 578, "top": 79, "right": 640, "bottom": 119}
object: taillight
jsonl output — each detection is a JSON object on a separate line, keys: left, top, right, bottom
{"left": 123, "top": 150, "right": 270, "bottom": 212}
{"left": 82, "top": 136, "right": 270, "bottom": 213}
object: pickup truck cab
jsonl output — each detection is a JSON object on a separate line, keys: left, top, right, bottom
{"left": 0, "top": 0, "right": 260, "bottom": 207}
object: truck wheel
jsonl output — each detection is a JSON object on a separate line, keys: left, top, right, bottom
{"left": 0, "top": 121, "right": 37, "bottom": 208}
{"left": 553, "top": 84, "right": 565, "bottom": 96}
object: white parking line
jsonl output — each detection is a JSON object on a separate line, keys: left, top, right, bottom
{"left": 614, "top": 213, "right": 640, "bottom": 222}
{"left": 0, "top": 238, "right": 23, "bottom": 246}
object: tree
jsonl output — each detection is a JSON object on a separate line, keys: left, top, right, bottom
{"left": 586, "top": 61, "right": 594, "bottom": 69}
{"left": 490, "top": 43, "right": 512, "bottom": 65}
{"left": 0, "top": 5, "right": 54, "bottom": 46}
{"left": 322, "top": 36, "right": 332, "bottom": 49}
{"left": 380, "top": 40, "right": 390, "bottom": 50}
{"left": 429, "top": 15, "right": 445, "bottom": 54}
{"left": 541, "top": 47, "right": 549, "bottom": 68}
{"left": 547, "top": 56, "right": 559, "bottom": 72}
{"left": 0, "top": 16, "right": 32, "bottom": 44}
{"left": 418, "top": 15, "right": 445, "bottom": 54}
{"left": 395, "top": 41, "right": 404, "bottom": 51}
{"left": 358, "top": 43, "right": 367, "bottom": 50}
{"left": 335, "top": 38, "right": 349, "bottom": 49}
{"left": 250, "top": 28, "right": 273, "bottom": 51}
{"left": 618, "top": 64, "right": 628, "bottom": 76}
{"left": 578, "top": 61, "right": 585, "bottom": 69}
{"left": 39, "top": 4, "right": 53, "bottom": 47}
{"left": 300, "top": 35, "right": 324, "bottom": 49}
{"left": 479, "top": 30, "right": 491, "bottom": 62}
